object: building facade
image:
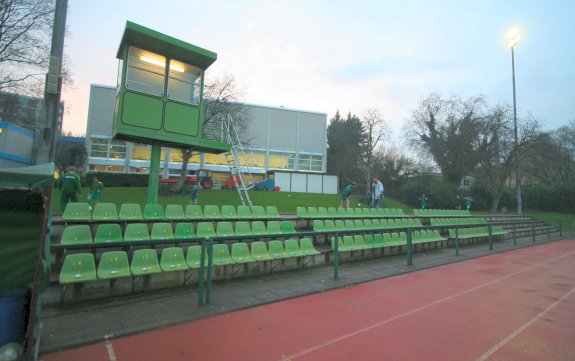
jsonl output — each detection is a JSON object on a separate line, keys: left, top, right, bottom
{"left": 85, "top": 84, "right": 328, "bottom": 184}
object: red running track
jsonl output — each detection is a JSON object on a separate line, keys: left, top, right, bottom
{"left": 41, "top": 240, "right": 575, "bottom": 361}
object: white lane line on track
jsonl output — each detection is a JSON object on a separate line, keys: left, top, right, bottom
{"left": 475, "top": 284, "right": 575, "bottom": 361}
{"left": 105, "top": 338, "right": 118, "bottom": 361}
{"left": 283, "top": 249, "right": 575, "bottom": 360}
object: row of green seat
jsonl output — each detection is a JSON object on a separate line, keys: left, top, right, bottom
{"left": 62, "top": 203, "right": 281, "bottom": 222}
{"left": 430, "top": 217, "right": 487, "bottom": 227}
{"left": 313, "top": 218, "right": 422, "bottom": 233}
{"left": 448, "top": 226, "right": 506, "bottom": 239}
{"left": 59, "top": 220, "right": 298, "bottom": 245}
{"left": 413, "top": 209, "right": 471, "bottom": 217}
{"left": 59, "top": 239, "right": 320, "bottom": 284}
{"left": 297, "top": 206, "right": 405, "bottom": 219}
{"left": 331, "top": 230, "right": 446, "bottom": 251}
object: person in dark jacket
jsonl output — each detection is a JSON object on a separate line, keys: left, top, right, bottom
{"left": 58, "top": 166, "right": 82, "bottom": 212}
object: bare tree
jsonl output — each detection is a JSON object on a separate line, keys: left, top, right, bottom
{"left": 360, "top": 108, "right": 389, "bottom": 193}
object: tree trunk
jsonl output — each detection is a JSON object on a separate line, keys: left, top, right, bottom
{"left": 175, "top": 149, "right": 192, "bottom": 191}
{"left": 489, "top": 190, "right": 502, "bottom": 213}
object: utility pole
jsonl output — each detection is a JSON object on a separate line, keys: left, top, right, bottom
{"left": 33, "top": 0, "right": 68, "bottom": 165}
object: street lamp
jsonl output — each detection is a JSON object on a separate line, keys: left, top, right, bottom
{"left": 506, "top": 28, "right": 522, "bottom": 215}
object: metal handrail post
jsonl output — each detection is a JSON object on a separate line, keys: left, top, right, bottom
{"left": 333, "top": 232, "right": 339, "bottom": 279}
{"left": 455, "top": 226, "right": 460, "bottom": 256}
{"left": 406, "top": 228, "right": 413, "bottom": 265}
{"left": 197, "top": 237, "right": 206, "bottom": 306}
{"left": 559, "top": 221, "right": 563, "bottom": 238}
{"left": 206, "top": 238, "right": 214, "bottom": 304}
{"left": 513, "top": 223, "right": 517, "bottom": 246}
{"left": 488, "top": 224, "right": 493, "bottom": 250}
{"left": 532, "top": 223, "right": 536, "bottom": 243}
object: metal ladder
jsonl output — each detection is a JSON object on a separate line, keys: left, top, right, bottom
{"left": 224, "top": 115, "right": 254, "bottom": 207}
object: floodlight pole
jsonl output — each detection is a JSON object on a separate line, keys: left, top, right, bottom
{"left": 511, "top": 45, "right": 522, "bottom": 215}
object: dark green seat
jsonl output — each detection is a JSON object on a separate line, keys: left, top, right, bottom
{"left": 237, "top": 205, "right": 253, "bottom": 219}
{"left": 212, "top": 244, "right": 235, "bottom": 265}
{"left": 165, "top": 204, "right": 186, "bottom": 220}
{"left": 234, "top": 221, "right": 252, "bottom": 237}
{"left": 94, "top": 224, "right": 123, "bottom": 243}
{"left": 267, "top": 221, "right": 283, "bottom": 235}
{"left": 197, "top": 222, "right": 217, "bottom": 238}
{"left": 284, "top": 239, "right": 304, "bottom": 257}
{"left": 268, "top": 240, "right": 289, "bottom": 259}
{"left": 221, "top": 205, "right": 238, "bottom": 219}
{"left": 97, "top": 251, "right": 131, "bottom": 279}
{"left": 151, "top": 222, "right": 175, "bottom": 240}
{"left": 160, "top": 247, "right": 188, "bottom": 271}
{"left": 124, "top": 223, "right": 150, "bottom": 241}
{"left": 60, "top": 225, "right": 92, "bottom": 245}
{"left": 252, "top": 206, "right": 267, "bottom": 219}
{"left": 216, "top": 221, "right": 235, "bottom": 237}
{"left": 118, "top": 203, "right": 143, "bottom": 221}
{"left": 59, "top": 253, "right": 97, "bottom": 283}
{"left": 185, "top": 204, "right": 204, "bottom": 220}
{"left": 62, "top": 202, "right": 91, "bottom": 222}
{"left": 92, "top": 203, "right": 118, "bottom": 222}
{"left": 281, "top": 221, "right": 296, "bottom": 234}
{"left": 231, "top": 242, "right": 255, "bottom": 263}
{"left": 265, "top": 206, "right": 281, "bottom": 219}
{"left": 251, "top": 241, "right": 273, "bottom": 261}
{"left": 300, "top": 238, "right": 320, "bottom": 255}
{"left": 251, "top": 221, "right": 268, "bottom": 236}
{"left": 130, "top": 249, "right": 161, "bottom": 275}
{"left": 143, "top": 204, "right": 165, "bottom": 221}
{"left": 174, "top": 222, "right": 196, "bottom": 239}
{"left": 203, "top": 205, "right": 222, "bottom": 219}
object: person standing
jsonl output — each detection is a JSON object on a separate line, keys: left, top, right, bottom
{"left": 58, "top": 166, "right": 82, "bottom": 213}
{"left": 419, "top": 194, "right": 428, "bottom": 209}
{"left": 189, "top": 182, "right": 200, "bottom": 205}
{"left": 87, "top": 176, "right": 104, "bottom": 210}
{"left": 455, "top": 195, "right": 463, "bottom": 210}
{"left": 339, "top": 181, "right": 356, "bottom": 208}
{"left": 464, "top": 195, "right": 473, "bottom": 211}
{"left": 371, "top": 176, "right": 384, "bottom": 208}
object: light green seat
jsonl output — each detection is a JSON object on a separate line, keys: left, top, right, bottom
{"left": 92, "top": 203, "right": 118, "bottom": 222}
{"left": 94, "top": 224, "right": 123, "bottom": 243}
{"left": 185, "top": 204, "right": 204, "bottom": 220}
{"left": 186, "top": 245, "right": 205, "bottom": 269}
{"left": 361, "top": 208, "right": 372, "bottom": 217}
{"left": 353, "top": 219, "right": 365, "bottom": 230}
{"left": 203, "top": 205, "right": 222, "bottom": 219}
{"left": 118, "top": 203, "right": 143, "bottom": 221}
{"left": 265, "top": 206, "right": 281, "bottom": 219}
{"left": 334, "top": 220, "right": 346, "bottom": 231}
{"left": 281, "top": 221, "right": 296, "bottom": 234}
{"left": 237, "top": 205, "right": 253, "bottom": 219}
{"left": 124, "top": 223, "right": 150, "bottom": 241}
{"left": 143, "top": 204, "right": 165, "bottom": 221}
{"left": 151, "top": 222, "right": 175, "bottom": 240}
{"left": 382, "top": 233, "right": 393, "bottom": 245}
{"left": 390, "top": 232, "right": 402, "bottom": 245}
{"left": 327, "top": 207, "right": 338, "bottom": 216}
{"left": 313, "top": 220, "right": 325, "bottom": 232}
{"left": 268, "top": 240, "right": 289, "bottom": 259}
{"left": 337, "top": 208, "right": 347, "bottom": 217}
{"left": 300, "top": 238, "right": 320, "bottom": 255}
{"left": 234, "top": 221, "right": 252, "bottom": 237}
{"left": 59, "top": 253, "right": 97, "bottom": 283}
{"left": 251, "top": 241, "right": 273, "bottom": 261}
{"left": 174, "top": 222, "right": 196, "bottom": 239}
{"left": 97, "top": 251, "right": 131, "bottom": 279}
{"left": 212, "top": 244, "right": 235, "bottom": 265}
{"left": 251, "top": 221, "right": 268, "bottom": 236}
{"left": 221, "top": 205, "right": 238, "bottom": 219}
{"left": 62, "top": 202, "right": 91, "bottom": 222}
{"left": 344, "top": 220, "right": 356, "bottom": 231}
{"left": 197, "top": 222, "right": 217, "bottom": 238}
{"left": 165, "top": 204, "right": 186, "bottom": 220}
{"left": 318, "top": 207, "right": 329, "bottom": 219}
{"left": 267, "top": 221, "right": 283, "bottom": 235}
{"left": 399, "top": 232, "right": 408, "bottom": 244}
{"left": 60, "top": 225, "right": 92, "bottom": 245}
{"left": 371, "top": 219, "right": 382, "bottom": 229}
{"left": 324, "top": 220, "right": 336, "bottom": 231}
{"left": 353, "top": 235, "right": 368, "bottom": 249}
{"left": 369, "top": 208, "right": 380, "bottom": 217}
{"left": 364, "top": 234, "right": 378, "bottom": 248}
{"left": 216, "top": 221, "right": 235, "bottom": 237}
{"left": 130, "top": 249, "right": 161, "bottom": 275}
{"left": 252, "top": 206, "right": 267, "bottom": 219}
{"left": 296, "top": 207, "right": 308, "bottom": 218}
{"left": 363, "top": 219, "right": 374, "bottom": 230}
{"left": 284, "top": 239, "right": 304, "bottom": 257}
{"left": 412, "top": 230, "right": 422, "bottom": 243}
{"left": 231, "top": 242, "right": 255, "bottom": 263}
{"left": 160, "top": 247, "right": 188, "bottom": 271}
{"left": 331, "top": 235, "right": 355, "bottom": 251}
{"left": 346, "top": 208, "right": 356, "bottom": 218}
{"left": 307, "top": 207, "right": 319, "bottom": 218}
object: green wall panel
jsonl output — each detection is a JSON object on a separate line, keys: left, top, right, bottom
{"left": 164, "top": 101, "right": 200, "bottom": 136}
{"left": 121, "top": 92, "right": 163, "bottom": 129}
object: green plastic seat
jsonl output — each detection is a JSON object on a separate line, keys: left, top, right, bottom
{"left": 143, "top": 204, "right": 165, "bottom": 221}
{"left": 371, "top": 219, "right": 382, "bottom": 229}
{"left": 251, "top": 241, "right": 273, "bottom": 261}
{"left": 331, "top": 235, "right": 355, "bottom": 251}
{"left": 197, "top": 222, "right": 217, "bottom": 238}
{"left": 231, "top": 242, "right": 255, "bottom": 263}
{"left": 337, "top": 208, "right": 347, "bottom": 217}
{"left": 203, "top": 205, "right": 222, "bottom": 219}
{"left": 318, "top": 207, "right": 329, "bottom": 219}
{"left": 313, "top": 220, "right": 325, "bottom": 232}
{"left": 221, "top": 205, "right": 238, "bottom": 219}
{"left": 268, "top": 240, "right": 289, "bottom": 259}
{"left": 265, "top": 206, "right": 281, "bottom": 219}
{"left": 62, "top": 202, "right": 91, "bottom": 222}
{"left": 324, "top": 220, "right": 336, "bottom": 231}
{"left": 296, "top": 207, "right": 308, "bottom": 218}
{"left": 307, "top": 207, "right": 319, "bottom": 218}
{"left": 361, "top": 208, "right": 372, "bottom": 217}
{"left": 59, "top": 253, "right": 97, "bottom": 283}
{"left": 185, "top": 204, "right": 204, "bottom": 220}
{"left": 334, "top": 220, "right": 346, "bottom": 231}
{"left": 346, "top": 208, "right": 356, "bottom": 218}
{"left": 252, "top": 206, "right": 267, "bottom": 219}
{"left": 234, "top": 221, "right": 252, "bottom": 237}
{"left": 251, "top": 221, "right": 268, "bottom": 236}
{"left": 212, "top": 244, "right": 235, "bottom": 265}
{"left": 281, "top": 221, "right": 296, "bottom": 234}
{"left": 353, "top": 219, "right": 365, "bottom": 230}
{"left": 151, "top": 222, "right": 175, "bottom": 240}
{"left": 174, "top": 222, "right": 196, "bottom": 239}
{"left": 94, "top": 224, "right": 123, "bottom": 243}
{"left": 165, "top": 204, "right": 186, "bottom": 220}
{"left": 237, "top": 205, "right": 253, "bottom": 219}
{"left": 60, "top": 225, "right": 93, "bottom": 245}
{"left": 373, "top": 234, "right": 386, "bottom": 247}
{"left": 267, "top": 221, "right": 283, "bottom": 235}
{"left": 160, "top": 247, "right": 188, "bottom": 271}
{"left": 97, "top": 251, "right": 131, "bottom": 279}
{"left": 300, "top": 238, "right": 320, "bottom": 255}
{"left": 92, "top": 203, "right": 118, "bottom": 221}
{"left": 344, "top": 220, "right": 356, "bottom": 231}
{"left": 353, "top": 235, "right": 368, "bottom": 249}
{"left": 118, "top": 203, "right": 143, "bottom": 221}
{"left": 382, "top": 233, "right": 393, "bottom": 245}
{"left": 363, "top": 219, "right": 374, "bottom": 229}
{"left": 186, "top": 245, "right": 205, "bottom": 269}
{"left": 124, "top": 223, "right": 150, "bottom": 241}
{"left": 216, "top": 221, "right": 235, "bottom": 237}
{"left": 363, "top": 234, "right": 378, "bottom": 248}
{"left": 130, "top": 249, "right": 161, "bottom": 275}
{"left": 390, "top": 232, "right": 402, "bottom": 245}
{"left": 327, "top": 207, "right": 338, "bottom": 216}
{"left": 284, "top": 239, "right": 304, "bottom": 257}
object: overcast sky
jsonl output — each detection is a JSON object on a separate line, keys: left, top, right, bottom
{"left": 61, "top": 0, "right": 575, "bottom": 137}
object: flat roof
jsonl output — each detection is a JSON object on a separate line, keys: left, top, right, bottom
{"left": 116, "top": 21, "right": 217, "bottom": 69}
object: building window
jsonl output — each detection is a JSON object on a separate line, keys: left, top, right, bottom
{"left": 89, "top": 138, "right": 109, "bottom": 158}
{"left": 89, "top": 138, "right": 126, "bottom": 159}
{"left": 204, "top": 153, "right": 228, "bottom": 166}
{"left": 109, "top": 140, "right": 126, "bottom": 159}
{"left": 243, "top": 150, "right": 265, "bottom": 167}
{"left": 297, "top": 154, "right": 323, "bottom": 172}
{"left": 167, "top": 59, "right": 202, "bottom": 105}
{"left": 131, "top": 143, "right": 150, "bottom": 160}
{"left": 269, "top": 152, "right": 295, "bottom": 170}
{"left": 126, "top": 46, "right": 166, "bottom": 97}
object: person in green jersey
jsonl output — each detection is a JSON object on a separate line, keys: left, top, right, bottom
{"left": 58, "top": 166, "right": 82, "bottom": 212}
{"left": 339, "top": 181, "right": 356, "bottom": 208}
{"left": 87, "top": 176, "right": 104, "bottom": 209}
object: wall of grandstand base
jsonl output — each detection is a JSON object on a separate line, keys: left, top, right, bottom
{"left": 43, "top": 205, "right": 560, "bottom": 305}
